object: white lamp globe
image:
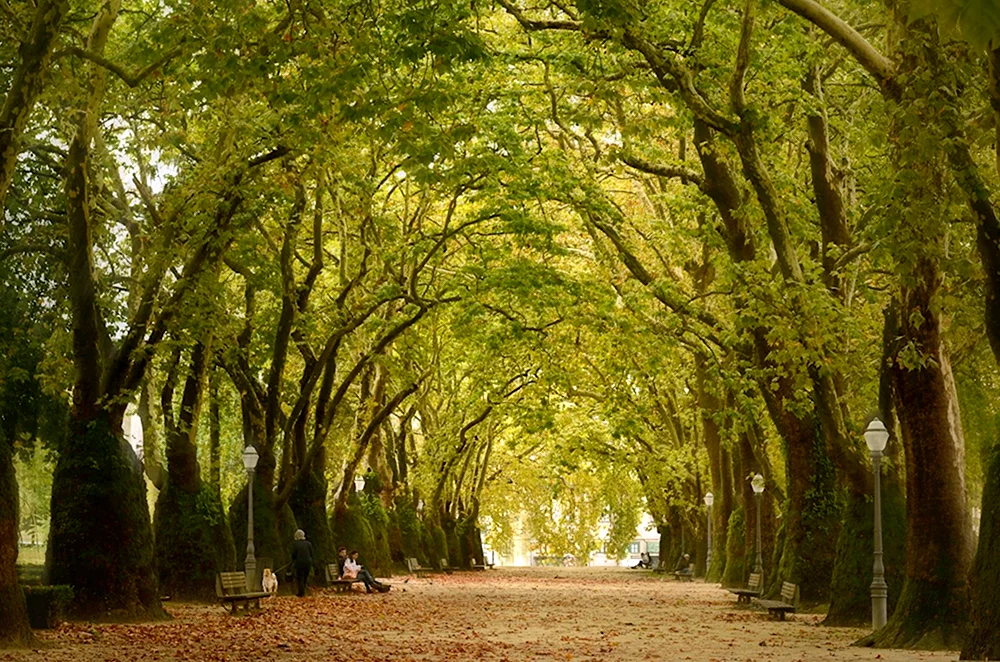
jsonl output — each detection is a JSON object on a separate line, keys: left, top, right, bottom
{"left": 242, "top": 445, "right": 259, "bottom": 472}
{"left": 751, "top": 473, "right": 765, "bottom": 495}
{"left": 864, "top": 418, "right": 889, "bottom": 454}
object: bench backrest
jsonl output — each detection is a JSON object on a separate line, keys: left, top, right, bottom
{"left": 747, "top": 573, "right": 761, "bottom": 590}
{"left": 780, "top": 581, "right": 798, "bottom": 605}
{"left": 406, "top": 558, "right": 419, "bottom": 572}
{"left": 440, "top": 558, "right": 449, "bottom": 570}
{"left": 326, "top": 563, "right": 339, "bottom": 583}
{"left": 218, "top": 571, "right": 248, "bottom": 597}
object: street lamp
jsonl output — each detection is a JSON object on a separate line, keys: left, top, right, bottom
{"left": 865, "top": 417, "right": 890, "bottom": 630}
{"left": 751, "top": 473, "right": 765, "bottom": 585}
{"left": 704, "top": 492, "right": 714, "bottom": 575}
{"left": 354, "top": 473, "right": 366, "bottom": 494}
{"left": 242, "top": 445, "right": 259, "bottom": 592}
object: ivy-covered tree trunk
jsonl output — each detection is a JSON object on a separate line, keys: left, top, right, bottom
{"left": 154, "top": 343, "right": 235, "bottom": 600}
{"left": 825, "top": 476, "right": 906, "bottom": 626}
{"left": 695, "top": 355, "right": 730, "bottom": 583}
{"left": 827, "top": 304, "right": 908, "bottom": 626}
{"left": 871, "top": 260, "right": 973, "bottom": 649}
{"left": 0, "top": 440, "right": 33, "bottom": 646}
{"left": 47, "top": 412, "right": 163, "bottom": 618}
{"left": 288, "top": 451, "right": 331, "bottom": 586}
{"left": 761, "top": 381, "right": 839, "bottom": 603}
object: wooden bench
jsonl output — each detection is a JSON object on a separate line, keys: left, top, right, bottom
{"left": 439, "top": 558, "right": 454, "bottom": 575}
{"left": 673, "top": 563, "right": 695, "bottom": 582}
{"left": 753, "top": 581, "right": 798, "bottom": 620}
{"left": 216, "top": 571, "right": 271, "bottom": 614}
{"left": 727, "top": 572, "right": 762, "bottom": 604}
{"left": 470, "top": 559, "right": 494, "bottom": 571}
{"left": 325, "top": 564, "right": 364, "bottom": 592}
{"left": 407, "top": 557, "right": 432, "bottom": 577}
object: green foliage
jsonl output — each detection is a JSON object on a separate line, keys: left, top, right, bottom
{"left": 909, "top": 0, "right": 1000, "bottom": 49}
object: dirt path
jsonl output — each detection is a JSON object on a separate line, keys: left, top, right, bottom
{"left": 1, "top": 568, "right": 959, "bottom": 661}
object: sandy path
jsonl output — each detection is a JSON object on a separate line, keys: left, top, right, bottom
{"left": 0, "top": 567, "right": 959, "bottom": 661}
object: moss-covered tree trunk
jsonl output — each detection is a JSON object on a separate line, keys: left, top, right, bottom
{"left": 721, "top": 507, "right": 746, "bottom": 588}
{"left": 761, "top": 380, "right": 839, "bottom": 603}
{"left": 47, "top": 413, "right": 163, "bottom": 618}
{"left": 729, "top": 429, "right": 778, "bottom": 588}
{"left": 963, "top": 441, "right": 1000, "bottom": 659}
{"left": 695, "top": 355, "right": 731, "bottom": 583}
{"left": 871, "top": 260, "right": 973, "bottom": 649}
{"left": 0, "top": 440, "right": 33, "bottom": 646}
{"left": 826, "top": 304, "right": 908, "bottom": 626}
{"left": 288, "top": 451, "right": 331, "bottom": 586}
{"left": 154, "top": 343, "right": 235, "bottom": 600}
{"left": 825, "top": 477, "right": 906, "bottom": 626}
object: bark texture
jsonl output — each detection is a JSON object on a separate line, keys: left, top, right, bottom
{"left": 0, "top": 441, "right": 33, "bottom": 646}
{"left": 962, "top": 443, "right": 1000, "bottom": 660}
{"left": 873, "top": 259, "right": 973, "bottom": 649}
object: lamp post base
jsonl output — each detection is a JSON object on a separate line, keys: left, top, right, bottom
{"left": 246, "top": 556, "right": 257, "bottom": 593}
{"left": 871, "top": 580, "right": 888, "bottom": 630}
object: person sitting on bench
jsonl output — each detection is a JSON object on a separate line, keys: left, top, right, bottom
{"left": 632, "top": 552, "right": 652, "bottom": 569}
{"left": 674, "top": 553, "right": 693, "bottom": 578}
{"left": 343, "top": 550, "right": 389, "bottom": 593}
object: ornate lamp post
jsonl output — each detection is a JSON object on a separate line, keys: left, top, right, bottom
{"left": 865, "top": 418, "right": 890, "bottom": 630}
{"left": 704, "top": 492, "right": 714, "bottom": 575}
{"left": 242, "top": 445, "right": 259, "bottom": 592}
{"left": 354, "top": 473, "right": 366, "bottom": 494}
{"left": 751, "top": 473, "right": 765, "bottom": 585}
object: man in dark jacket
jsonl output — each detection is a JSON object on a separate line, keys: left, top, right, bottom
{"left": 336, "top": 546, "right": 348, "bottom": 579}
{"left": 291, "top": 529, "right": 314, "bottom": 597}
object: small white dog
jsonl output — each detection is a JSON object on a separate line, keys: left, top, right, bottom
{"left": 262, "top": 568, "right": 279, "bottom": 595}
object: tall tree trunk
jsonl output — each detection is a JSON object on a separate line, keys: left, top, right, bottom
{"left": 46, "top": 0, "right": 164, "bottom": 619}
{"left": 695, "top": 354, "right": 730, "bottom": 582}
{"left": 963, "top": 441, "right": 1000, "bottom": 659}
{"left": 957, "top": 47, "right": 1000, "bottom": 662}
{"left": 871, "top": 259, "right": 973, "bottom": 649}
{"left": 154, "top": 342, "right": 235, "bottom": 600}
{"left": 758, "top": 369, "right": 839, "bottom": 603}
{"left": 288, "top": 448, "right": 330, "bottom": 586}
{"left": 0, "top": 440, "right": 33, "bottom": 646}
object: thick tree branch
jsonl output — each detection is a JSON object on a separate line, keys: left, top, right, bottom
{"left": 620, "top": 152, "right": 705, "bottom": 188}
{"left": 57, "top": 42, "right": 183, "bottom": 88}
{"left": 777, "top": 0, "right": 896, "bottom": 90}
